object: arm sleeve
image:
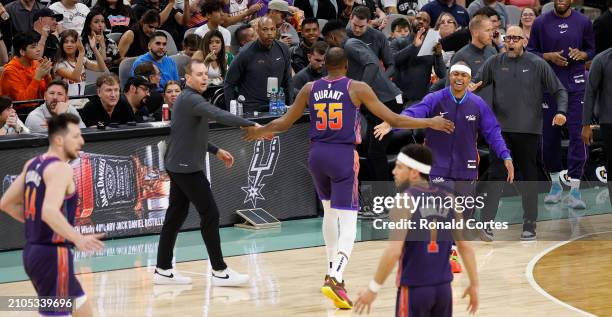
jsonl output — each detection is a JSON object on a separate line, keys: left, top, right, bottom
{"left": 394, "top": 42, "right": 419, "bottom": 65}
{"left": 582, "top": 55, "right": 602, "bottom": 125}
{"left": 191, "top": 96, "right": 256, "bottom": 127}
{"left": 224, "top": 53, "right": 242, "bottom": 106}
{"left": 0, "top": 71, "right": 45, "bottom": 102}
{"left": 207, "top": 143, "right": 219, "bottom": 155}
{"left": 433, "top": 53, "right": 446, "bottom": 79}
{"left": 280, "top": 44, "right": 293, "bottom": 103}
{"left": 526, "top": 19, "right": 543, "bottom": 58}
{"left": 380, "top": 34, "right": 395, "bottom": 77}
{"left": 472, "top": 55, "right": 495, "bottom": 88}
{"left": 540, "top": 60, "right": 568, "bottom": 114}
{"left": 400, "top": 93, "right": 436, "bottom": 118}
{"left": 582, "top": 19, "right": 596, "bottom": 60}
{"left": 479, "top": 100, "right": 511, "bottom": 160}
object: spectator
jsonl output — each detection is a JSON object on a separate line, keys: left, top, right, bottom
{"left": 193, "top": 30, "right": 230, "bottom": 86}
{"left": 234, "top": 23, "right": 257, "bottom": 53}
{"left": 467, "top": 0, "right": 509, "bottom": 29}
{"left": 79, "top": 74, "right": 135, "bottom": 127}
{"left": 0, "top": 32, "right": 52, "bottom": 114}
{"left": 179, "top": 33, "right": 200, "bottom": 57}
{"left": 391, "top": 11, "right": 446, "bottom": 106}
{"left": 593, "top": 0, "right": 612, "bottom": 54}
{"left": 221, "top": 0, "right": 263, "bottom": 27}
{"left": 131, "top": 31, "right": 180, "bottom": 90}
{"left": 123, "top": 76, "right": 155, "bottom": 122}
{"left": 527, "top": 0, "right": 595, "bottom": 208}
{"left": 294, "top": 0, "right": 353, "bottom": 20}
{"left": 421, "top": 0, "right": 469, "bottom": 28}
{"left": 434, "top": 12, "right": 458, "bottom": 67}
{"left": 0, "top": 31, "right": 7, "bottom": 67}
{"left": 24, "top": 80, "right": 86, "bottom": 133}
{"left": 394, "top": 0, "right": 441, "bottom": 16}
{"left": 153, "top": 80, "right": 182, "bottom": 120}
{"left": 195, "top": 0, "right": 232, "bottom": 51}
{"left": 134, "top": 61, "right": 164, "bottom": 114}
{"left": 289, "top": 18, "right": 321, "bottom": 73}
{"left": 81, "top": 9, "right": 121, "bottom": 71}
{"left": 474, "top": 25, "right": 568, "bottom": 241}
{"left": 118, "top": 10, "right": 161, "bottom": 59}
{"left": 94, "top": 0, "right": 134, "bottom": 34}
{"left": 292, "top": 40, "right": 328, "bottom": 97}
{"left": 504, "top": 0, "right": 540, "bottom": 10}
{"left": 388, "top": 17, "right": 411, "bottom": 41}
{"left": 131, "top": 0, "right": 190, "bottom": 49}
{"left": 49, "top": 0, "right": 91, "bottom": 36}
{"left": 0, "top": 97, "right": 27, "bottom": 136}
{"left": 5, "top": 0, "right": 45, "bottom": 36}
{"left": 54, "top": 30, "right": 108, "bottom": 107}
{"left": 266, "top": 0, "right": 300, "bottom": 46}
{"left": 224, "top": 17, "right": 292, "bottom": 112}
{"left": 32, "top": 8, "right": 63, "bottom": 62}
{"left": 347, "top": 6, "right": 394, "bottom": 77}
{"left": 519, "top": 7, "right": 537, "bottom": 43}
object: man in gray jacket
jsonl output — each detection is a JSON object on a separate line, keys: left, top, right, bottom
{"left": 474, "top": 26, "right": 568, "bottom": 241}
{"left": 154, "top": 59, "right": 259, "bottom": 287}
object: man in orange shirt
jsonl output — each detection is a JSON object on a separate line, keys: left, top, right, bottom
{"left": 0, "top": 32, "right": 53, "bottom": 114}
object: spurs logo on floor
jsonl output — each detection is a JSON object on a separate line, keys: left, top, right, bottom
{"left": 241, "top": 137, "right": 281, "bottom": 208}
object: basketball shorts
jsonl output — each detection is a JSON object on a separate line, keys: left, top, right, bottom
{"left": 23, "top": 244, "right": 85, "bottom": 316}
{"left": 396, "top": 283, "right": 452, "bottom": 317}
{"left": 308, "top": 142, "right": 359, "bottom": 211}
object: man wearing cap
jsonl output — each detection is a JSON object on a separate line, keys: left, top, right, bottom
{"left": 32, "top": 8, "right": 63, "bottom": 61}
{"left": 123, "top": 76, "right": 157, "bottom": 122}
{"left": 79, "top": 74, "right": 136, "bottom": 127}
{"left": 473, "top": 26, "right": 568, "bottom": 241}
{"left": 130, "top": 31, "right": 179, "bottom": 91}
{"left": 266, "top": 0, "right": 299, "bottom": 46}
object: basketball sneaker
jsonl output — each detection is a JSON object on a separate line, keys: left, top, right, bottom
{"left": 450, "top": 248, "right": 462, "bottom": 273}
{"left": 321, "top": 277, "right": 352, "bottom": 309}
{"left": 153, "top": 268, "right": 192, "bottom": 285}
{"left": 544, "top": 183, "right": 563, "bottom": 204}
{"left": 211, "top": 267, "right": 250, "bottom": 287}
{"left": 520, "top": 230, "right": 537, "bottom": 241}
{"left": 480, "top": 228, "right": 494, "bottom": 242}
{"left": 564, "top": 189, "right": 587, "bottom": 209}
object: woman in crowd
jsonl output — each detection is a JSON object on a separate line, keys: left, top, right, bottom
{"left": 434, "top": 12, "right": 458, "bottom": 68}
{"left": 505, "top": 0, "right": 540, "bottom": 11}
{"left": 81, "top": 9, "right": 121, "bottom": 71}
{"left": 154, "top": 80, "right": 182, "bottom": 121}
{"left": 94, "top": 0, "right": 134, "bottom": 33}
{"left": 54, "top": 30, "right": 108, "bottom": 107}
{"left": 192, "top": 30, "right": 232, "bottom": 86}
{"left": 118, "top": 10, "right": 161, "bottom": 59}
{"left": 519, "top": 6, "right": 537, "bottom": 43}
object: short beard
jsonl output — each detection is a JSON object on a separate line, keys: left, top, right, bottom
{"left": 554, "top": 4, "right": 570, "bottom": 15}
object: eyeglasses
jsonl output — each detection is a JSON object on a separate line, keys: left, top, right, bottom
{"left": 504, "top": 35, "right": 524, "bottom": 43}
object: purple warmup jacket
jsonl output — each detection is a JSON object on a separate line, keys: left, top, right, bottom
{"left": 527, "top": 10, "right": 595, "bottom": 93}
{"left": 399, "top": 88, "right": 511, "bottom": 180}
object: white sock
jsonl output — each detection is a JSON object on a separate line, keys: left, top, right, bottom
{"left": 330, "top": 209, "right": 357, "bottom": 282}
{"left": 570, "top": 179, "right": 580, "bottom": 191}
{"left": 550, "top": 172, "right": 560, "bottom": 185}
{"left": 321, "top": 200, "right": 338, "bottom": 275}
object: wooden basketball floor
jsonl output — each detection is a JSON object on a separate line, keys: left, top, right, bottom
{"left": 1, "top": 213, "right": 612, "bottom": 316}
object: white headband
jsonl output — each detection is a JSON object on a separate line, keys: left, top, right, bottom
{"left": 450, "top": 64, "right": 472, "bottom": 77}
{"left": 396, "top": 152, "right": 431, "bottom": 174}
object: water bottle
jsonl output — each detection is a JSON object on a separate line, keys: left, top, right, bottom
{"left": 277, "top": 88, "right": 286, "bottom": 114}
{"left": 269, "top": 88, "right": 278, "bottom": 114}
{"left": 229, "top": 100, "right": 237, "bottom": 115}
{"left": 237, "top": 95, "right": 244, "bottom": 116}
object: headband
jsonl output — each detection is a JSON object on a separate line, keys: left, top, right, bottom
{"left": 450, "top": 64, "right": 472, "bottom": 77}
{"left": 396, "top": 152, "right": 431, "bottom": 174}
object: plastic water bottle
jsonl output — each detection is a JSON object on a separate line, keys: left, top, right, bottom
{"left": 229, "top": 100, "right": 237, "bottom": 115}
{"left": 277, "top": 88, "right": 286, "bottom": 114}
{"left": 269, "top": 88, "right": 278, "bottom": 114}
{"left": 237, "top": 95, "right": 245, "bottom": 116}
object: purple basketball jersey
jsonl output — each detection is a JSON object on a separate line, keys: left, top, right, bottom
{"left": 24, "top": 155, "right": 79, "bottom": 246}
{"left": 308, "top": 76, "right": 361, "bottom": 145}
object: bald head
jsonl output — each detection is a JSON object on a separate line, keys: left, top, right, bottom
{"left": 325, "top": 47, "right": 347, "bottom": 70}
{"left": 257, "top": 17, "right": 277, "bottom": 48}
{"left": 504, "top": 25, "right": 526, "bottom": 58}
{"left": 506, "top": 25, "right": 524, "bottom": 37}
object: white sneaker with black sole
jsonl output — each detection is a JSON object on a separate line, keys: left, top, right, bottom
{"left": 153, "top": 268, "right": 192, "bottom": 285}
{"left": 480, "top": 228, "right": 494, "bottom": 242}
{"left": 520, "top": 230, "right": 536, "bottom": 241}
{"left": 211, "top": 267, "right": 249, "bottom": 287}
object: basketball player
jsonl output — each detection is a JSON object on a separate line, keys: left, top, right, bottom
{"left": 0, "top": 113, "right": 105, "bottom": 317}
{"left": 354, "top": 144, "right": 479, "bottom": 317}
{"left": 243, "top": 47, "right": 455, "bottom": 309}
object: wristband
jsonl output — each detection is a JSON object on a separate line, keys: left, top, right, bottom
{"left": 368, "top": 280, "right": 382, "bottom": 293}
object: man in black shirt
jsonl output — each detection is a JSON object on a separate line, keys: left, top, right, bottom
{"left": 123, "top": 76, "right": 157, "bottom": 122}
{"left": 289, "top": 18, "right": 321, "bottom": 73}
{"left": 292, "top": 41, "right": 328, "bottom": 96}
{"left": 79, "top": 74, "right": 136, "bottom": 127}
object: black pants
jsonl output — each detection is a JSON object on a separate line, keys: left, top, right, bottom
{"left": 156, "top": 171, "right": 227, "bottom": 271}
{"left": 362, "top": 99, "right": 402, "bottom": 181}
{"left": 480, "top": 133, "right": 539, "bottom": 231}
{"left": 600, "top": 124, "right": 612, "bottom": 206}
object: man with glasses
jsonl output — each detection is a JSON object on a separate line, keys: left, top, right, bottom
{"left": 473, "top": 25, "right": 568, "bottom": 241}
{"left": 130, "top": 31, "right": 179, "bottom": 91}
{"left": 123, "top": 76, "right": 156, "bottom": 122}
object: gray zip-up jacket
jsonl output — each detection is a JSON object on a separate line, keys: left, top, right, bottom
{"left": 474, "top": 51, "right": 568, "bottom": 134}
{"left": 583, "top": 47, "right": 612, "bottom": 125}
{"left": 165, "top": 86, "right": 256, "bottom": 173}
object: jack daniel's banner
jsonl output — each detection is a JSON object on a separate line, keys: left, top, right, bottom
{"left": 0, "top": 123, "right": 317, "bottom": 251}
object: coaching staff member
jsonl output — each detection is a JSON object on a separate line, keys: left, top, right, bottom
{"left": 154, "top": 59, "right": 258, "bottom": 287}
{"left": 473, "top": 26, "right": 568, "bottom": 242}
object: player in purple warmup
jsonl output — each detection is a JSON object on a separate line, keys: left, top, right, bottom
{"left": 0, "top": 114, "right": 104, "bottom": 317}
{"left": 243, "top": 47, "right": 455, "bottom": 309}
{"left": 354, "top": 144, "right": 479, "bottom": 317}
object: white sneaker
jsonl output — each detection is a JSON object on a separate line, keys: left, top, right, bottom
{"left": 153, "top": 268, "right": 192, "bottom": 285}
{"left": 211, "top": 267, "right": 249, "bottom": 287}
